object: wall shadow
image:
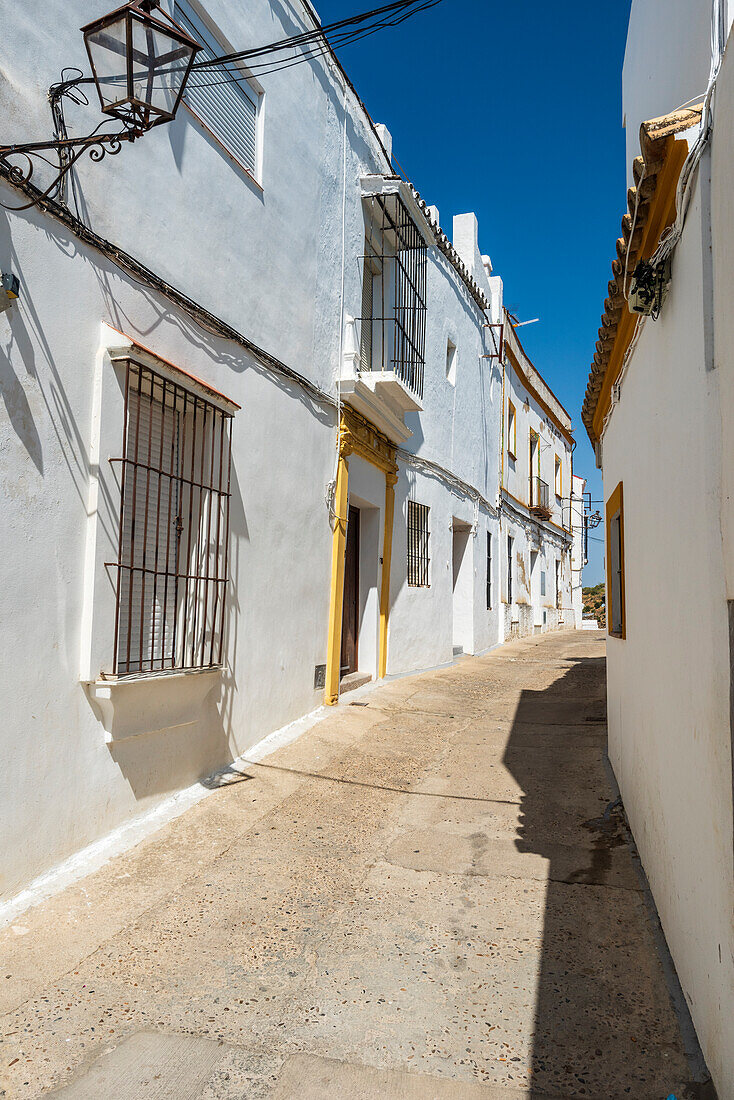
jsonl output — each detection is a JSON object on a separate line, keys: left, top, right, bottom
{"left": 501, "top": 651, "right": 714, "bottom": 1098}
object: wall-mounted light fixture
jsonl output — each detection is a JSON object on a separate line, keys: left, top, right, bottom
{"left": 0, "top": 273, "right": 20, "bottom": 314}
{"left": 0, "top": 1, "right": 200, "bottom": 208}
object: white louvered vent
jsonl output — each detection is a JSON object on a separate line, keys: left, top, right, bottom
{"left": 174, "top": 0, "right": 259, "bottom": 176}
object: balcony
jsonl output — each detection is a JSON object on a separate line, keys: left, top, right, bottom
{"left": 529, "top": 476, "right": 552, "bottom": 520}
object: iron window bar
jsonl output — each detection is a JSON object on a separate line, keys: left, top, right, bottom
{"left": 407, "top": 500, "right": 430, "bottom": 587}
{"left": 529, "top": 476, "right": 551, "bottom": 520}
{"left": 360, "top": 191, "right": 427, "bottom": 400}
{"left": 108, "top": 359, "right": 232, "bottom": 677}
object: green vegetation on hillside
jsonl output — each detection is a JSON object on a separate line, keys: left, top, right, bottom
{"left": 583, "top": 583, "right": 606, "bottom": 628}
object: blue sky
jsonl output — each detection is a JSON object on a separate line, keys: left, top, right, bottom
{"left": 315, "top": 0, "right": 633, "bottom": 584}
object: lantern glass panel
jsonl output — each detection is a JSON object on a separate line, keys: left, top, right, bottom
{"left": 130, "top": 15, "right": 195, "bottom": 118}
{"left": 86, "top": 14, "right": 130, "bottom": 111}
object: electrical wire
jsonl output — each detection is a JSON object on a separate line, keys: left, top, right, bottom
{"left": 164, "top": 0, "right": 441, "bottom": 97}
{"left": 191, "top": 0, "right": 441, "bottom": 72}
{"left": 649, "top": 0, "right": 726, "bottom": 269}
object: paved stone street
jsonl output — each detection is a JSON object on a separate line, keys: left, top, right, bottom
{"left": 0, "top": 632, "right": 697, "bottom": 1098}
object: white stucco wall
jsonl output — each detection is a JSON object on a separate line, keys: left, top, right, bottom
{"left": 571, "top": 473, "right": 586, "bottom": 628}
{"left": 622, "top": 0, "right": 724, "bottom": 182}
{"left": 0, "top": 0, "right": 559, "bottom": 909}
{"left": 601, "top": 166, "right": 734, "bottom": 1094}
{"left": 499, "top": 330, "right": 574, "bottom": 639}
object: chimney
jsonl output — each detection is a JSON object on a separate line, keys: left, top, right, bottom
{"left": 374, "top": 124, "right": 393, "bottom": 165}
{"left": 452, "top": 212, "right": 480, "bottom": 277}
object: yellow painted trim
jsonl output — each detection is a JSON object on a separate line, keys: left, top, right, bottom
{"left": 378, "top": 472, "right": 398, "bottom": 679}
{"left": 592, "top": 137, "right": 689, "bottom": 441}
{"left": 529, "top": 428, "right": 540, "bottom": 484}
{"left": 500, "top": 356, "right": 506, "bottom": 488}
{"left": 501, "top": 488, "right": 568, "bottom": 536}
{"left": 505, "top": 345, "right": 574, "bottom": 445}
{"left": 324, "top": 408, "right": 399, "bottom": 705}
{"left": 507, "top": 399, "right": 517, "bottom": 459}
{"left": 605, "top": 480, "right": 626, "bottom": 640}
{"left": 325, "top": 445, "right": 350, "bottom": 705}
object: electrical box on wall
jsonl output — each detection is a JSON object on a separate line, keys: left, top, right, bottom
{"left": 629, "top": 258, "right": 670, "bottom": 318}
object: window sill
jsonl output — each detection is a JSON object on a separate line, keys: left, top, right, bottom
{"left": 608, "top": 630, "right": 625, "bottom": 640}
{"left": 84, "top": 667, "right": 223, "bottom": 743}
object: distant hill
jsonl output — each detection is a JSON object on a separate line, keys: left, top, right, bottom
{"left": 583, "top": 583, "right": 606, "bottom": 628}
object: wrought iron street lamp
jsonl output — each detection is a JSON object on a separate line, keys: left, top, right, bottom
{"left": 82, "top": 2, "right": 200, "bottom": 130}
{"left": 0, "top": 1, "right": 200, "bottom": 208}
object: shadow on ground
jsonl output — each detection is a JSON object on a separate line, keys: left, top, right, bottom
{"left": 503, "top": 649, "right": 715, "bottom": 1099}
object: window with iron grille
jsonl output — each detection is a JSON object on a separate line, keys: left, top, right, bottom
{"left": 407, "top": 500, "right": 430, "bottom": 587}
{"left": 112, "top": 361, "right": 233, "bottom": 676}
{"left": 486, "top": 531, "right": 492, "bottom": 610}
{"left": 360, "top": 192, "right": 427, "bottom": 399}
{"left": 174, "top": 0, "right": 261, "bottom": 179}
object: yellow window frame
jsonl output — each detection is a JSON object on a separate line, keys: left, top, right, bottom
{"left": 507, "top": 401, "right": 517, "bottom": 459}
{"left": 606, "top": 481, "right": 626, "bottom": 639}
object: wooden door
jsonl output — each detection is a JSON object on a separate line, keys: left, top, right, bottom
{"left": 341, "top": 506, "right": 360, "bottom": 675}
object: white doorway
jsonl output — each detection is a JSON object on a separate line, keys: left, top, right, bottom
{"left": 530, "top": 549, "right": 542, "bottom": 631}
{"left": 452, "top": 520, "right": 473, "bottom": 655}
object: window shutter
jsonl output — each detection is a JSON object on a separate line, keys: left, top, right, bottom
{"left": 360, "top": 260, "right": 373, "bottom": 371}
{"left": 174, "top": 0, "right": 259, "bottom": 174}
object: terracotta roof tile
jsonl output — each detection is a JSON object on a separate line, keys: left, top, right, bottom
{"left": 582, "top": 105, "right": 703, "bottom": 444}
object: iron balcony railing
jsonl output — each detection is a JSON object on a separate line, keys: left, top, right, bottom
{"left": 359, "top": 192, "right": 427, "bottom": 400}
{"left": 529, "top": 476, "right": 551, "bottom": 519}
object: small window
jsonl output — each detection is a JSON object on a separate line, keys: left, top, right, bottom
{"left": 555, "top": 455, "right": 562, "bottom": 498}
{"left": 175, "top": 0, "right": 262, "bottom": 180}
{"left": 507, "top": 534, "right": 514, "bottom": 603}
{"left": 446, "top": 338, "right": 457, "bottom": 385}
{"left": 555, "top": 559, "right": 561, "bottom": 609}
{"left": 114, "top": 360, "right": 233, "bottom": 676}
{"left": 540, "top": 569, "right": 546, "bottom": 598}
{"left": 606, "top": 482, "right": 626, "bottom": 638}
{"left": 407, "top": 501, "right": 430, "bottom": 587}
{"left": 486, "top": 531, "right": 492, "bottom": 610}
{"left": 507, "top": 402, "right": 517, "bottom": 458}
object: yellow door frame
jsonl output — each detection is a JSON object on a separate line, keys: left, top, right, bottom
{"left": 325, "top": 407, "right": 399, "bottom": 705}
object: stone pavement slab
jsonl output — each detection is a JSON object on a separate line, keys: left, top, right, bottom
{"left": 0, "top": 631, "right": 701, "bottom": 1099}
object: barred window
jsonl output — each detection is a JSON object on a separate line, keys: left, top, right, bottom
{"left": 360, "top": 192, "right": 427, "bottom": 399}
{"left": 112, "top": 360, "right": 233, "bottom": 676}
{"left": 407, "top": 501, "right": 430, "bottom": 587}
{"left": 486, "top": 531, "right": 492, "bottom": 610}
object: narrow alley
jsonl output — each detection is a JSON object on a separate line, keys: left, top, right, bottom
{"left": 1, "top": 634, "right": 697, "bottom": 1098}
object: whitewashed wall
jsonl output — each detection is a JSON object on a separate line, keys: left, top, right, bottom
{"left": 571, "top": 473, "right": 586, "bottom": 627}
{"left": 0, "top": 0, "right": 514, "bottom": 902}
{"left": 600, "top": 32, "right": 734, "bottom": 1086}
{"left": 500, "top": 335, "right": 574, "bottom": 639}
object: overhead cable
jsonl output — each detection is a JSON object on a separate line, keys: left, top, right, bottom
{"left": 192, "top": 0, "right": 441, "bottom": 70}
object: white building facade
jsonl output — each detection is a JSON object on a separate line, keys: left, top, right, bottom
{"left": 499, "top": 321, "right": 574, "bottom": 640}
{"left": 584, "top": 1, "right": 734, "bottom": 1092}
{"left": 570, "top": 473, "right": 587, "bottom": 628}
{"left": 0, "top": 0, "right": 577, "bottom": 912}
